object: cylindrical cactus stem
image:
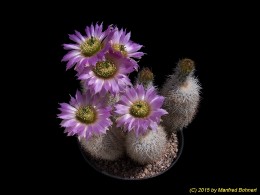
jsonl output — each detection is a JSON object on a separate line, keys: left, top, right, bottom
{"left": 79, "top": 125, "right": 125, "bottom": 161}
{"left": 161, "top": 58, "right": 201, "bottom": 131}
{"left": 125, "top": 125, "right": 167, "bottom": 165}
{"left": 135, "top": 67, "right": 154, "bottom": 89}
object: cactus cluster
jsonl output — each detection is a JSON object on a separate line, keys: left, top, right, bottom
{"left": 58, "top": 23, "right": 201, "bottom": 165}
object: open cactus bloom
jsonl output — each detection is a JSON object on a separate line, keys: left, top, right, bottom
{"left": 58, "top": 23, "right": 201, "bottom": 179}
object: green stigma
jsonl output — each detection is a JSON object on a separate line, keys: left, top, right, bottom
{"left": 76, "top": 106, "right": 96, "bottom": 124}
{"left": 93, "top": 60, "right": 117, "bottom": 79}
{"left": 80, "top": 36, "right": 102, "bottom": 57}
{"left": 130, "top": 100, "right": 150, "bottom": 118}
{"left": 178, "top": 58, "right": 195, "bottom": 75}
{"left": 113, "top": 44, "right": 127, "bottom": 56}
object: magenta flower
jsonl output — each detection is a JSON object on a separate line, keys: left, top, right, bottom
{"left": 115, "top": 85, "right": 168, "bottom": 135}
{"left": 78, "top": 52, "right": 134, "bottom": 95}
{"left": 110, "top": 28, "right": 144, "bottom": 70}
{"left": 57, "top": 90, "right": 112, "bottom": 140}
{"left": 62, "top": 23, "right": 113, "bottom": 73}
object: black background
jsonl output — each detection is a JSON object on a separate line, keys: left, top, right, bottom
{"left": 13, "top": 2, "right": 259, "bottom": 193}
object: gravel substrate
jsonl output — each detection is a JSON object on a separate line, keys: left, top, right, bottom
{"left": 80, "top": 132, "right": 179, "bottom": 179}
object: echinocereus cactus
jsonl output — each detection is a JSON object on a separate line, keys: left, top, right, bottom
{"left": 161, "top": 58, "right": 201, "bottom": 131}
{"left": 125, "top": 125, "right": 167, "bottom": 164}
{"left": 58, "top": 23, "right": 201, "bottom": 173}
{"left": 114, "top": 84, "right": 168, "bottom": 164}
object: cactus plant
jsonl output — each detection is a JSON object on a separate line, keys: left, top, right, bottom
{"left": 57, "top": 23, "right": 201, "bottom": 178}
{"left": 126, "top": 125, "right": 167, "bottom": 164}
{"left": 161, "top": 58, "right": 201, "bottom": 131}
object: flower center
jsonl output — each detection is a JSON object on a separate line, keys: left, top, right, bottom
{"left": 93, "top": 60, "right": 117, "bottom": 79}
{"left": 80, "top": 36, "right": 102, "bottom": 57}
{"left": 76, "top": 106, "right": 96, "bottom": 124}
{"left": 130, "top": 100, "right": 150, "bottom": 118}
{"left": 113, "top": 44, "right": 127, "bottom": 56}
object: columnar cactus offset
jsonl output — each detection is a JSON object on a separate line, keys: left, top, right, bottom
{"left": 161, "top": 59, "right": 201, "bottom": 131}
{"left": 57, "top": 23, "right": 201, "bottom": 171}
{"left": 126, "top": 125, "right": 167, "bottom": 164}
